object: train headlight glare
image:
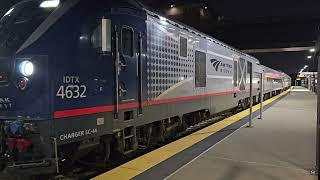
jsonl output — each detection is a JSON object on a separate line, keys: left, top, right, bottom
{"left": 19, "top": 61, "right": 34, "bottom": 76}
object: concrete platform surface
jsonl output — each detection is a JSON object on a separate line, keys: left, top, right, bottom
{"left": 166, "top": 87, "right": 317, "bottom": 180}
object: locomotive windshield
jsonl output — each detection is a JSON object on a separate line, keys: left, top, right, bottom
{"left": 0, "top": 0, "right": 58, "bottom": 56}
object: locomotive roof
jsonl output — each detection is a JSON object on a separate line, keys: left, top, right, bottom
{"left": 126, "top": 0, "right": 260, "bottom": 64}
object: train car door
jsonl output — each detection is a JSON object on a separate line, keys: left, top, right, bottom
{"left": 233, "top": 57, "right": 239, "bottom": 92}
{"left": 112, "top": 9, "right": 146, "bottom": 118}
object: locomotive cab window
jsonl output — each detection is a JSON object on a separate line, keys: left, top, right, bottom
{"left": 180, "top": 36, "right": 188, "bottom": 58}
{"left": 91, "top": 19, "right": 111, "bottom": 53}
{"left": 91, "top": 24, "right": 102, "bottom": 50}
{"left": 195, "top": 50, "right": 206, "bottom": 87}
{"left": 122, "top": 27, "right": 134, "bottom": 57}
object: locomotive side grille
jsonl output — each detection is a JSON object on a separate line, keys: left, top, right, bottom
{"left": 0, "top": 58, "right": 11, "bottom": 85}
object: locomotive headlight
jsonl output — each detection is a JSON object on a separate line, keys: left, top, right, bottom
{"left": 19, "top": 61, "right": 34, "bottom": 76}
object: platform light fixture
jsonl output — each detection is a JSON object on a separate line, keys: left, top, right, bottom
{"left": 159, "top": 16, "right": 167, "bottom": 21}
{"left": 170, "top": 4, "right": 175, "bottom": 8}
{"left": 159, "top": 16, "right": 168, "bottom": 25}
{"left": 307, "top": 55, "right": 312, "bottom": 59}
{"left": 310, "top": 48, "right": 315, "bottom": 52}
{"left": 299, "top": 65, "right": 309, "bottom": 73}
{"left": 40, "top": 0, "right": 60, "bottom": 8}
{"left": 4, "top": 8, "right": 14, "bottom": 16}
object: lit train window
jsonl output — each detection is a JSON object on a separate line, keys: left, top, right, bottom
{"left": 122, "top": 27, "right": 134, "bottom": 57}
{"left": 180, "top": 36, "right": 188, "bottom": 58}
{"left": 195, "top": 50, "right": 206, "bottom": 87}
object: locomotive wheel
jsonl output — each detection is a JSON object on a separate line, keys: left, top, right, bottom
{"left": 95, "top": 139, "right": 111, "bottom": 163}
{"left": 193, "top": 112, "right": 201, "bottom": 124}
{"left": 102, "top": 141, "right": 111, "bottom": 163}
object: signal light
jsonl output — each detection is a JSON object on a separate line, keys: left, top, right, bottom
{"left": 18, "top": 77, "right": 28, "bottom": 91}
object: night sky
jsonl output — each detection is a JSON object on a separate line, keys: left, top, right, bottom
{"left": 253, "top": 52, "right": 316, "bottom": 75}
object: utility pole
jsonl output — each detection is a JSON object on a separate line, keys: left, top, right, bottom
{"left": 312, "top": 34, "right": 320, "bottom": 179}
{"left": 316, "top": 54, "right": 320, "bottom": 179}
{"left": 248, "top": 62, "right": 253, "bottom": 127}
{"left": 259, "top": 72, "right": 263, "bottom": 119}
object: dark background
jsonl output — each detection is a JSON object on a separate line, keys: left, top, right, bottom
{"left": 1, "top": 0, "right": 320, "bottom": 77}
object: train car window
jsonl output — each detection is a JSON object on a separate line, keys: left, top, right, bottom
{"left": 247, "top": 61, "right": 252, "bottom": 84}
{"left": 195, "top": 50, "right": 206, "bottom": 87}
{"left": 122, "top": 27, "right": 134, "bottom": 57}
{"left": 91, "top": 24, "right": 102, "bottom": 50}
{"left": 233, "top": 60, "right": 238, "bottom": 86}
{"left": 247, "top": 61, "right": 252, "bottom": 75}
{"left": 91, "top": 19, "right": 111, "bottom": 53}
{"left": 180, "top": 36, "right": 188, "bottom": 58}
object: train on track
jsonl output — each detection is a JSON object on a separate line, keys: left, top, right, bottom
{"left": 0, "top": 0, "right": 291, "bottom": 177}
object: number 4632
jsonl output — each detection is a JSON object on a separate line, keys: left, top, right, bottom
{"left": 56, "top": 85, "right": 87, "bottom": 99}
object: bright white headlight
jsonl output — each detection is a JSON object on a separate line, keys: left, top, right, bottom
{"left": 19, "top": 61, "right": 34, "bottom": 76}
{"left": 40, "top": 0, "right": 60, "bottom": 8}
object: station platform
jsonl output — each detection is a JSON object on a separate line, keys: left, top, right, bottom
{"left": 93, "top": 87, "right": 317, "bottom": 180}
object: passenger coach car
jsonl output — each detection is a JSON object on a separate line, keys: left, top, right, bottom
{"left": 0, "top": 0, "right": 291, "bottom": 176}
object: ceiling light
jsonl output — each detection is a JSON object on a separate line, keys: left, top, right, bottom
{"left": 307, "top": 56, "right": 312, "bottom": 59}
{"left": 159, "top": 16, "right": 168, "bottom": 25}
{"left": 204, "top": 6, "right": 208, "bottom": 10}
{"left": 159, "top": 16, "right": 167, "bottom": 21}
{"left": 4, "top": 8, "right": 14, "bottom": 16}
{"left": 170, "top": 4, "right": 174, "bottom": 8}
{"left": 40, "top": 0, "right": 60, "bottom": 8}
{"left": 310, "top": 48, "right": 315, "bottom": 52}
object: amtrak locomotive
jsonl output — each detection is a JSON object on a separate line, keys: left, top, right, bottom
{"left": 0, "top": 0, "right": 291, "bottom": 176}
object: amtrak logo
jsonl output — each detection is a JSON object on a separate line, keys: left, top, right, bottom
{"left": 210, "top": 59, "right": 232, "bottom": 73}
{"left": 210, "top": 59, "right": 221, "bottom": 71}
{"left": 0, "top": 97, "right": 13, "bottom": 110}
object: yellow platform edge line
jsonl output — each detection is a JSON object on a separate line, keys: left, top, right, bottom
{"left": 93, "top": 89, "right": 291, "bottom": 180}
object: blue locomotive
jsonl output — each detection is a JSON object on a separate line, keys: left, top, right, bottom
{"left": 0, "top": 0, "right": 291, "bottom": 176}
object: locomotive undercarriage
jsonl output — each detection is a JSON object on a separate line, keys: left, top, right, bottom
{"left": 0, "top": 120, "right": 56, "bottom": 178}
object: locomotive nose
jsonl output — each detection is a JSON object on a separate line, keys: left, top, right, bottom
{"left": 0, "top": 57, "right": 13, "bottom": 86}
{"left": 0, "top": 57, "right": 15, "bottom": 112}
